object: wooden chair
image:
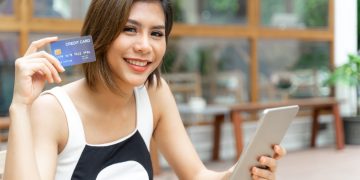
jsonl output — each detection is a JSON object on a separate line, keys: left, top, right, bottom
{"left": 209, "top": 71, "right": 246, "bottom": 104}
{"left": 163, "top": 72, "right": 202, "bottom": 104}
{"left": 163, "top": 72, "right": 210, "bottom": 127}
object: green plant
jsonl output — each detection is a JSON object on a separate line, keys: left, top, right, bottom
{"left": 325, "top": 54, "right": 360, "bottom": 115}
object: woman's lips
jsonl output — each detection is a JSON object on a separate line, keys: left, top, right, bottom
{"left": 124, "top": 58, "right": 151, "bottom": 73}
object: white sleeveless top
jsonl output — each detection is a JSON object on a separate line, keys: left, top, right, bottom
{"left": 42, "top": 86, "right": 154, "bottom": 180}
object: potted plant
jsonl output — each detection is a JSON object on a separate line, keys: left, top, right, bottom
{"left": 325, "top": 54, "right": 360, "bottom": 144}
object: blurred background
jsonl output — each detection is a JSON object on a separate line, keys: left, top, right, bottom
{"left": 0, "top": 0, "right": 359, "bottom": 179}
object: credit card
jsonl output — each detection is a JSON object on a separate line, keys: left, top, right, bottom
{"left": 50, "top": 35, "right": 96, "bottom": 67}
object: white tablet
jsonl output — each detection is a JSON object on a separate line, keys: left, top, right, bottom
{"left": 230, "top": 105, "right": 299, "bottom": 180}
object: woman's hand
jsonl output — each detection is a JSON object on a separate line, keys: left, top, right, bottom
{"left": 224, "top": 145, "right": 286, "bottom": 180}
{"left": 12, "top": 37, "right": 65, "bottom": 106}
{"left": 251, "top": 145, "right": 286, "bottom": 180}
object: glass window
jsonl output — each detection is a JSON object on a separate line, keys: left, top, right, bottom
{"left": 29, "top": 33, "right": 84, "bottom": 89}
{"left": 0, "top": 33, "right": 19, "bottom": 116}
{"left": 163, "top": 37, "right": 249, "bottom": 104}
{"left": 258, "top": 40, "right": 331, "bottom": 102}
{"left": 0, "top": 0, "right": 13, "bottom": 15}
{"left": 173, "top": 0, "right": 247, "bottom": 25}
{"left": 33, "top": 0, "right": 91, "bottom": 19}
{"left": 260, "top": 0, "right": 329, "bottom": 29}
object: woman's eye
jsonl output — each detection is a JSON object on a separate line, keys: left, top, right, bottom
{"left": 124, "top": 27, "right": 136, "bottom": 33}
{"left": 151, "top": 31, "right": 164, "bottom": 37}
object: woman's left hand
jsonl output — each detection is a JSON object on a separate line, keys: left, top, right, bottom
{"left": 251, "top": 145, "right": 286, "bottom": 180}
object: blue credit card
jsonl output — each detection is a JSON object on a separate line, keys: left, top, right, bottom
{"left": 50, "top": 36, "right": 96, "bottom": 67}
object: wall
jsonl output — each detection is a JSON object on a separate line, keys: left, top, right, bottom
{"left": 334, "top": 0, "right": 358, "bottom": 115}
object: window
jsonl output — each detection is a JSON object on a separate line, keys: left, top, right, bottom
{"left": 0, "top": 0, "right": 334, "bottom": 115}
{"left": 167, "top": 0, "right": 334, "bottom": 103}
{"left": 0, "top": 33, "right": 18, "bottom": 116}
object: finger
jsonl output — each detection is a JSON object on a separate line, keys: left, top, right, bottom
{"left": 25, "top": 36, "right": 58, "bottom": 56}
{"left": 27, "top": 51, "right": 65, "bottom": 72}
{"left": 31, "top": 62, "right": 55, "bottom": 83}
{"left": 252, "top": 167, "right": 275, "bottom": 180}
{"left": 259, "top": 156, "right": 277, "bottom": 172}
{"left": 251, "top": 174, "right": 267, "bottom": 180}
{"left": 28, "top": 58, "right": 62, "bottom": 83}
{"left": 273, "top": 145, "right": 286, "bottom": 160}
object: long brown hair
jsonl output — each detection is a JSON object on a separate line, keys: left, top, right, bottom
{"left": 81, "top": 0, "right": 173, "bottom": 92}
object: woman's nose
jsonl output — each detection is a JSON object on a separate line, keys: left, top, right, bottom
{"left": 134, "top": 35, "right": 151, "bottom": 54}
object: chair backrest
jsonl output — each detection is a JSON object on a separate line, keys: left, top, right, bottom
{"left": 209, "top": 70, "right": 246, "bottom": 104}
{"left": 163, "top": 72, "right": 202, "bottom": 103}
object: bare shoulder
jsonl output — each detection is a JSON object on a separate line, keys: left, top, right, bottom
{"left": 147, "top": 77, "right": 177, "bottom": 121}
{"left": 30, "top": 90, "right": 67, "bottom": 143}
{"left": 31, "top": 92, "right": 64, "bottom": 121}
{"left": 147, "top": 77, "right": 174, "bottom": 106}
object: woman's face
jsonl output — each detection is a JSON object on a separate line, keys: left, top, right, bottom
{"left": 107, "top": 1, "right": 166, "bottom": 87}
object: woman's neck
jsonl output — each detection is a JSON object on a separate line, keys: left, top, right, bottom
{"left": 83, "top": 79, "right": 135, "bottom": 111}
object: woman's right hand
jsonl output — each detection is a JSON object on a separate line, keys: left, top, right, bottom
{"left": 12, "top": 37, "right": 65, "bottom": 106}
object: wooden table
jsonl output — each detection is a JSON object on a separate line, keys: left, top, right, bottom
{"left": 150, "top": 104, "right": 230, "bottom": 174}
{"left": 213, "top": 97, "right": 345, "bottom": 160}
{"left": 177, "top": 104, "right": 230, "bottom": 161}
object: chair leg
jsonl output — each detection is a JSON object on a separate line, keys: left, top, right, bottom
{"left": 212, "top": 114, "right": 224, "bottom": 161}
{"left": 310, "top": 108, "right": 320, "bottom": 147}
{"left": 231, "top": 111, "right": 243, "bottom": 160}
{"left": 332, "top": 104, "right": 345, "bottom": 149}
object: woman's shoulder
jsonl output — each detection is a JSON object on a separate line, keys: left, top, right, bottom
{"left": 147, "top": 77, "right": 172, "bottom": 100}
{"left": 147, "top": 77, "right": 175, "bottom": 114}
{"left": 31, "top": 79, "right": 84, "bottom": 120}
{"left": 31, "top": 89, "right": 65, "bottom": 121}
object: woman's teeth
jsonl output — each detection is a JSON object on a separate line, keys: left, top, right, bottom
{"left": 126, "top": 59, "right": 147, "bottom": 67}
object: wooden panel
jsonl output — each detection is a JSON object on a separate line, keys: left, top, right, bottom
{"left": 0, "top": 18, "right": 20, "bottom": 31}
{"left": 19, "top": 0, "right": 29, "bottom": 55}
{"left": 171, "top": 24, "right": 253, "bottom": 38}
{"left": 29, "top": 19, "right": 83, "bottom": 33}
{"left": 249, "top": 38, "right": 258, "bottom": 102}
{"left": 258, "top": 28, "right": 333, "bottom": 40}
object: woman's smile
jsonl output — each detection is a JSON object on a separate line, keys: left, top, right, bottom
{"left": 124, "top": 57, "right": 152, "bottom": 73}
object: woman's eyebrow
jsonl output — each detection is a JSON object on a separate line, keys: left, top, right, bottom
{"left": 127, "top": 19, "right": 165, "bottom": 30}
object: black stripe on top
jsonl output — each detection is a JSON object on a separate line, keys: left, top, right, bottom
{"left": 71, "top": 130, "right": 153, "bottom": 180}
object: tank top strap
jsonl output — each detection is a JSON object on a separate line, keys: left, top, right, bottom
{"left": 41, "top": 87, "right": 86, "bottom": 152}
{"left": 134, "top": 86, "right": 153, "bottom": 150}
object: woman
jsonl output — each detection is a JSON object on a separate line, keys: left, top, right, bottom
{"left": 4, "top": 0, "right": 285, "bottom": 179}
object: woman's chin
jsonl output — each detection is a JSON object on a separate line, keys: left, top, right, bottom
{"left": 128, "top": 78, "right": 148, "bottom": 87}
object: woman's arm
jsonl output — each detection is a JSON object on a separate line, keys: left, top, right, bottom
{"left": 3, "top": 37, "right": 65, "bottom": 180}
{"left": 148, "top": 78, "right": 213, "bottom": 179}
{"left": 149, "top": 78, "right": 286, "bottom": 180}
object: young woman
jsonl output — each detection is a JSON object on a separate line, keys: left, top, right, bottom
{"left": 4, "top": 0, "right": 285, "bottom": 179}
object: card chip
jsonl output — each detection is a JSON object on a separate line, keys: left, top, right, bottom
{"left": 54, "top": 49, "right": 62, "bottom": 55}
